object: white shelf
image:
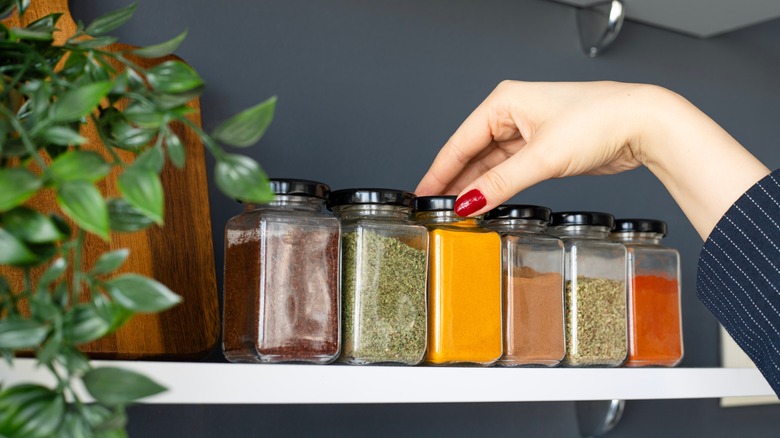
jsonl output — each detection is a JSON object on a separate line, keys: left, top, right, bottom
{"left": 1, "top": 358, "right": 775, "bottom": 404}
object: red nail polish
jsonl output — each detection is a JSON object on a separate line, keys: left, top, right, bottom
{"left": 454, "top": 189, "right": 486, "bottom": 217}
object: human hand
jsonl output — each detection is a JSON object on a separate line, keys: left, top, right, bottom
{"left": 415, "top": 80, "right": 769, "bottom": 238}
{"left": 415, "top": 80, "right": 660, "bottom": 216}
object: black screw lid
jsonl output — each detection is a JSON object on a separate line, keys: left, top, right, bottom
{"left": 414, "top": 196, "right": 456, "bottom": 212}
{"left": 327, "top": 188, "right": 415, "bottom": 209}
{"left": 613, "top": 219, "right": 668, "bottom": 236}
{"left": 550, "top": 211, "right": 615, "bottom": 229}
{"left": 484, "top": 204, "right": 552, "bottom": 222}
{"left": 269, "top": 178, "right": 330, "bottom": 199}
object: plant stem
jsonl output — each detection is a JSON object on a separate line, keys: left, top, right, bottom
{"left": 90, "top": 114, "right": 127, "bottom": 166}
{"left": 0, "top": 105, "right": 48, "bottom": 169}
{"left": 70, "top": 230, "right": 86, "bottom": 307}
{"left": 180, "top": 117, "right": 226, "bottom": 161}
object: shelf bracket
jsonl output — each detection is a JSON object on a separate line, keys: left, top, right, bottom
{"left": 575, "top": 399, "right": 625, "bottom": 437}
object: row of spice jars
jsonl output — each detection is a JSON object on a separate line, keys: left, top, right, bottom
{"left": 222, "top": 179, "right": 683, "bottom": 367}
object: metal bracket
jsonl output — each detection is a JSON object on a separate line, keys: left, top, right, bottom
{"left": 575, "top": 399, "right": 625, "bottom": 437}
{"left": 576, "top": 0, "right": 625, "bottom": 57}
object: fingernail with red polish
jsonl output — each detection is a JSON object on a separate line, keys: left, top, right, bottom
{"left": 454, "top": 189, "right": 486, "bottom": 217}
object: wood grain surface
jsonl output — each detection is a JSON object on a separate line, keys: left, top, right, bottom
{"left": 1, "top": 0, "right": 219, "bottom": 359}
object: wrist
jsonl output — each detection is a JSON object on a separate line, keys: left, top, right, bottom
{"left": 628, "top": 85, "right": 769, "bottom": 238}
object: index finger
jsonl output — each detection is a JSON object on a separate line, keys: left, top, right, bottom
{"left": 415, "top": 104, "right": 494, "bottom": 196}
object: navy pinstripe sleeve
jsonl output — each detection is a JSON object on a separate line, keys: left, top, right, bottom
{"left": 697, "top": 169, "right": 780, "bottom": 396}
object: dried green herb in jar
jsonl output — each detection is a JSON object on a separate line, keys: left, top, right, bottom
{"left": 564, "top": 276, "right": 627, "bottom": 366}
{"left": 339, "top": 229, "right": 427, "bottom": 365}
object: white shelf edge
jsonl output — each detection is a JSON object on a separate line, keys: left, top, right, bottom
{"left": 1, "top": 358, "right": 775, "bottom": 404}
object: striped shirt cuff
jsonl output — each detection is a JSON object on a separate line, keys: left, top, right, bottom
{"left": 696, "top": 169, "right": 780, "bottom": 396}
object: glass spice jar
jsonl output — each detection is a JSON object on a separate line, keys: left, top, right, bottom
{"left": 549, "top": 212, "right": 627, "bottom": 367}
{"left": 612, "top": 219, "right": 683, "bottom": 367}
{"left": 222, "top": 179, "right": 341, "bottom": 364}
{"left": 415, "top": 196, "right": 502, "bottom": 366}
{"left": 483, "top": 205, "right": 565, "bottom": 367}
{"left": 329, "top": 189, "right": 428, "bottom": 365}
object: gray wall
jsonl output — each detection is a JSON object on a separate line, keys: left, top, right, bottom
{"left": 70, "top": 0, "right": 780, "bottom": 436}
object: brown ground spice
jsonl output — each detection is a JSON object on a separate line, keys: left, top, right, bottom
{"left": 502, "top": 269, "right": 565, "bottom": 366}
{"left": 223, "top": 224, "right": 340, "bottom": 363}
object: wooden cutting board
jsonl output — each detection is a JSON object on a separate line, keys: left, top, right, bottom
{"left": 2, "top": 1, "right": 219, "bottom": 360}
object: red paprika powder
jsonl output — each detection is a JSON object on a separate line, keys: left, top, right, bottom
{"left": 626, "top": 274, "right": 683, "bottom": 366}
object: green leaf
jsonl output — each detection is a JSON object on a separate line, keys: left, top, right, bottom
{"left": 40, "top": 126, "right": 87, "bottom": 146}
{"left": 83, "top": 404, "right": 127, "bottom": 432}
{"left": 10, "top": 27, "right": 53, "bottom": 41}
{"left": 107, "top": 198, "right": 154, "bottom": 232}
{"left": 85, "top": 3, "right": 136, "bottom": 36}
{"left": 57, "top": 346, "right": 90, "bottom": 375}
{"left": 0, "top": 384, "right": 64, "bottom": 438}
{"left": 0, "top": 168, "right": 42, "bottom": 212}
{"left": 52, "top": 282, "right": 69, "bottom": 308}
{"left": 2, "top": 207, "right": 66, "bottom": 243}
{"left": 91, "top": 249, "right": 129, "bottom": 275}
{"left": 125, "top": 68, "right": 145, "bottom": 92}
{"left": 93, "top": 293, "right": 134, "bottom": 334}
{"left": 0, "top": 1, "right": 17, "bottom": 17}
{"left": 61, "top": 52, "right": 87, "bottom": 77}
{"left": 96, "top": 426, "right": 129, "bottom": 438}
{"left": 50, "top": 81, "right": 113, "bottom": 123}
{"left": 67, "top": 305, "right": 111, "bottom": 344}
{"left": 132, "top": 29, "right": 187, "bottom": 58}
{"left": 56, "top": 412, "right": 90, "bottom": 438}
{"left": 50, "top": 214, "right": 72, "bottom": 238}
{"left": 56, "top": 181, "right": 110, "bottom": 240}
{"left": 16, "top": 0, "right": 30, "bottom": 15}
{"left": 73, "top": 35, "right": 118, "bottom": 49}
{"left": 49, "top": 150, "right": 111, "bottom": 183}
{"left": 0, "top": 318, "right": 47, "bottom": 349}
{"left": 25, "top": 12, "right": 61, "bottom": 33}
{"left": 109, "top": 119, "right": 155, "bottom": 151}
{"left": 36, "top": 333, "right": 60, "bottom": 364}
{"left": 154, "top": 88, "right": 203, "bottom": 110}
{"left": 165, "top": 132, "right": 185, "bottom": 168}
{"left": 118, "top": 168, "right": 163, "bottom": 225}
{"left": 0, "top": 228, "right": 38, "bottom": 266}
{"left": 132, "top": 145, "right": 164, "bottom": 174}
{"left": 214, "top": 154, "right": 273, "bottom": 203}
{"left": 145, "top": 60, "right": 203, "bottom": 94}
{"left": 29, "top": 296, "right": 59, "bottom": 321}
{"left": 83, "top": 367, "right": 166, "bottom": 405}
{"left": 107, "top": 273, "right": 180, "bottom": 312}
{"left": 123, "top": 102, "right": 164, "bottom": 129}
{"left": 38, "top": 258, "right": 66, "bottom": 291}
{"left": 26, "top": 80, "right": 53, "bottom": 123}
{"left": 212, "top": 96, "right": 276, "bottom": 147}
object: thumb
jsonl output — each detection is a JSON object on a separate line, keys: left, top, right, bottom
{"left": 453, "top": 144, "right": 554, "bottom": 217}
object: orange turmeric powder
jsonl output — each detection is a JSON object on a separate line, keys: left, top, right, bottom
{"left": 424, "top": 219, "right": 503, "bottom": 365}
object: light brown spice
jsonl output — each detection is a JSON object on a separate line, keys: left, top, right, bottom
{"left": 501, "top": 269, "right": 565, "bottom": 366}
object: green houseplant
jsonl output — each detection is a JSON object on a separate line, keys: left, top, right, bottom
{"left": 0, "top": 1, "right": 275, "bottom": 436}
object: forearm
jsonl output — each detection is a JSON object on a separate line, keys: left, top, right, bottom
{"left": 633, "top": 86, "right": 770, "bottom": 240}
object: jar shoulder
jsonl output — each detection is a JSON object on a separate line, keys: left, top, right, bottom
{"left": 503, "top": 233, "right": 564, "bottom": 247}
{"left": 563, "top": 238, "right": 626, "bottom": 251}
{"left": 238, "top": 209, "right": 339, "bottom": 222}
{"left": 342, "top": 218, "right": 427, "bottom": 233}
{"left": 624, "top": 243, "right": 679, "bottom": 256}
